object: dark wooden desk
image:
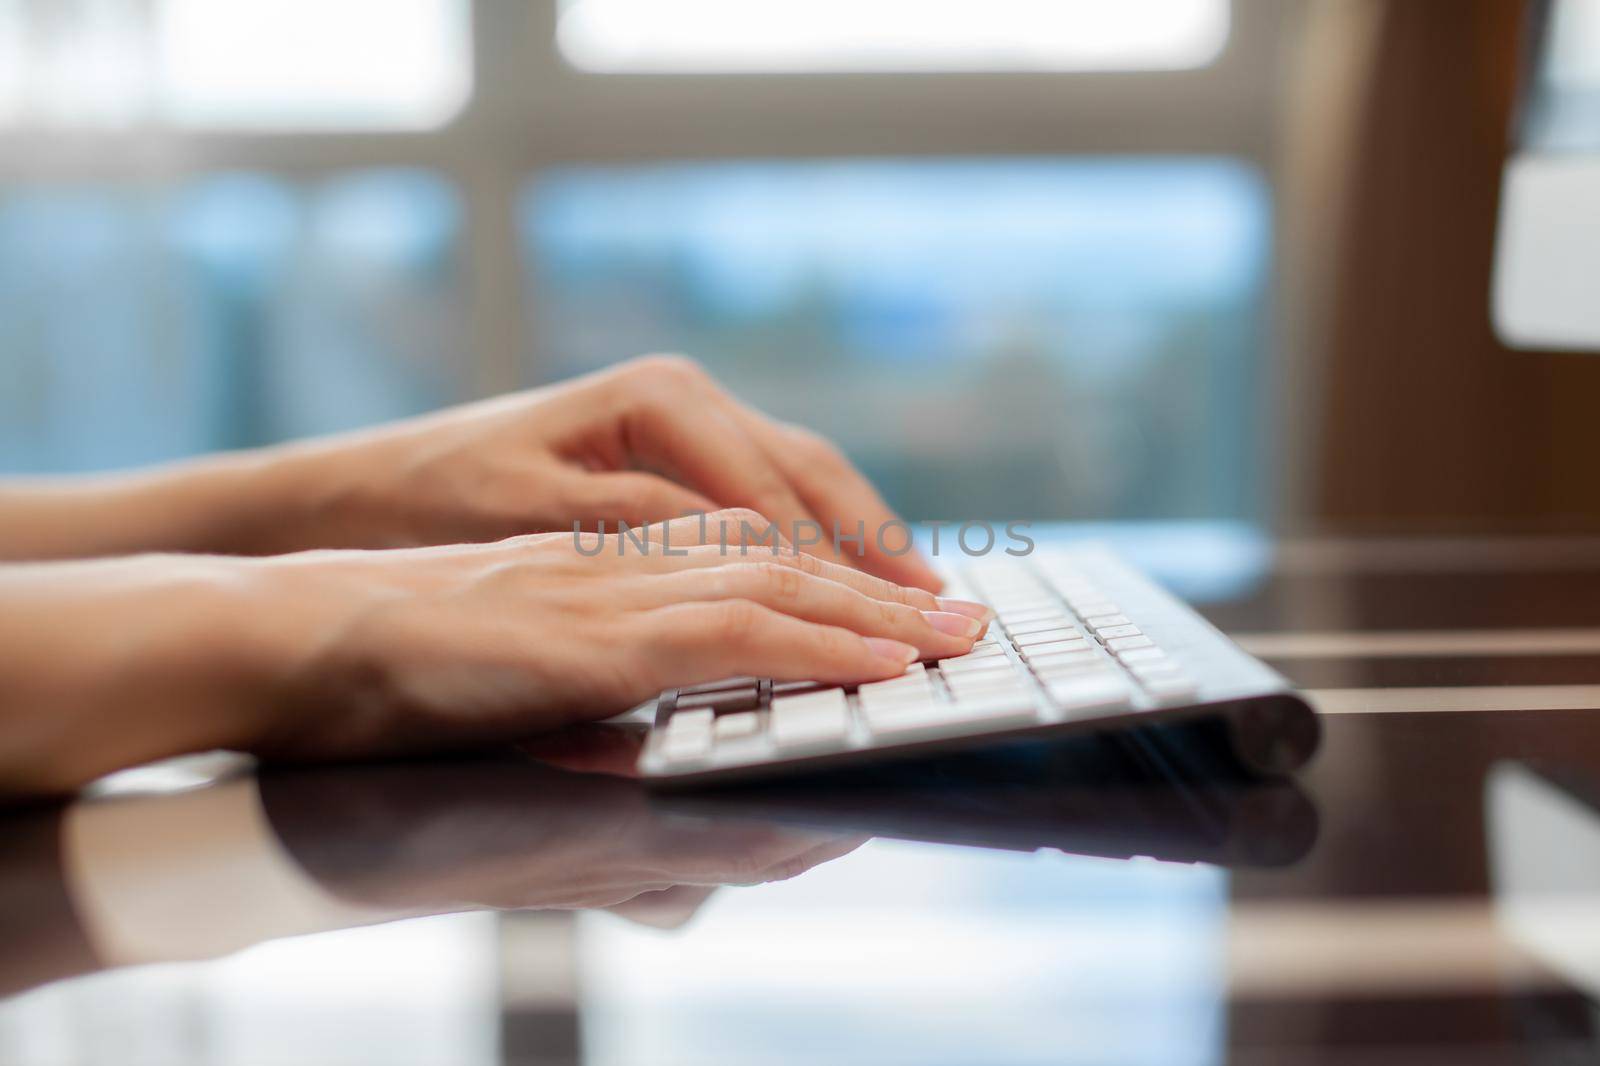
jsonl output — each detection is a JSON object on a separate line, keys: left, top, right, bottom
{"left": 7, "top": 533, "right": 1600, "bottom": 1065}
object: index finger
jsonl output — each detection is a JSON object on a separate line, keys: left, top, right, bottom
{"left": 736, "top": 416, "right": 944, "bottom": 593}
{"left": 634, "top": 513, "right": 945, "bottom": 612}
{"left": 622, "top": 394, "right": 858, "bottom": 572}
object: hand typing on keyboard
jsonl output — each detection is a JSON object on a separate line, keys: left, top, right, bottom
{"left": 0, "top": 512, "right": 989, "bottom": 796}
{"left": 640, "top": 547, "right": 1315, "bottom": 785}
{"left": 0, "top": 355, "right": 970, "bottom": 797}
{"left": 231, "top": 518, "right": 996, "bottom": 770}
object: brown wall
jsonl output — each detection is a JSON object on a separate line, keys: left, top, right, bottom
{"left": 1312, "top": 0, "right": 1600, "bottom": 532}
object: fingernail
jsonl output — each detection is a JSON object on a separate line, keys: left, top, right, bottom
{"left": 864, "top": 637, "right": 919, "bottom": 665}
{"left": 922, "top": 610, "right": 982, "bottom": 639}
{"left": 936, "top": 598, "right": 996, "bottom": 623}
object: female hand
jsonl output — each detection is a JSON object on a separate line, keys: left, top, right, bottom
{"left": 0, "top": 509, "right": 990, "bottom": 795}
{"left": 260, "top": 355, "right": 943, "bottom": 590}
{"left": 256, "top": 510, "right": 979, "bottom": 762}
{"left": 1, "top": 356, "right": 942, "bottom": 590}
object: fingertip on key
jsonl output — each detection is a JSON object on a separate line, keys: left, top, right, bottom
{"left": 922, "top": 610, "right": 983, "bottom": 639}
{"left": 936, "top": 598, "right": 996, "bottom": 624}
{"left": 863, "top": 637, "right": 919, "bottom": 665}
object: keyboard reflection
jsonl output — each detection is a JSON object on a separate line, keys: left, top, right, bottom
{"left": 647, "top": 724, "right": 1319, "bottom": 870}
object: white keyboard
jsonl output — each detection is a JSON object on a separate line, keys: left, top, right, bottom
{"left": 637, "top": 547, "right": 1318, "bottom": 787}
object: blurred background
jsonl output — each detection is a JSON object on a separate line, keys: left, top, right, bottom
{"left": 1, "top": 0, "right": 1594, "bottom": 530}
{"left": 7, "top": 7, "right": 1600, "bottom": 1064}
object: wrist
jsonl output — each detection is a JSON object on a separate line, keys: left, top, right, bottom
{"left": 152, "top": 448, "right": 329, "bottom": 556}
{"left": 0, "top": 450, "right": 313, "bottom": 560}
{"left": 0, "top": 555, "right": 289, "bottom": 795}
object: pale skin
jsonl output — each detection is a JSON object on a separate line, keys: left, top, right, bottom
{"left": 0, "top": 356, "right": 992, "bottom": 798}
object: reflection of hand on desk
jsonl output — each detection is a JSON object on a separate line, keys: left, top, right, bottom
{"left": 257, "top": 743, "right": 863, "bottom": 915}
{"left": 0, "top": 731, "right": 860, "bottom": 999}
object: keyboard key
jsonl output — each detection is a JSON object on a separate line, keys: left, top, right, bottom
{"left": 940, "top": 671, "right": 1016, "bottom": 691}
{"left": 1005, "top": 617, "right": 1075, "bottom": 637}
{"left": 858, "top": 676, "right": 933, "bottom": 704}
{"left": 859, "top": 698, "right": 957, "bottom": 737}
{"left": 866, "top": 695, "right": 1038, "bottom": 741}
{"left": 1045, "top": 675, "right": 1131, "bottom": 713}
{"left": 1027, "top": 648, "right": 1101, "bottom": 670}
{"left": 1035, "top": 668, "right": 1121, "bottom": 691}
{"left": 1033, "top": 663, "right": 1112, "bottom": 683}
{"left": 677, "top": 677, "right": 758, "bottom": 695}
{"left": 988, "top": 596, "right": 1055, "bottom": 613}
{"left": 1094, "top": 624, "right": 1142, "bottom": 641}
{"left": 1018, "top": 640, "right": 1091, "bottom": 660}
{"left": 940, "top": 656, "right": 1011, "bottom": 674}
{"left": 769, "top": 690, "right": 850, "bottom": 750}
{"left": 670, "top": 708, "right": 715, "bottom": 731}
{"left": 858, "top": 696, "right": 930, "bottom": 716}
{"left": 1013, "top": 628, "right": 1084, "bottom": 648}
{"left": 942, "top": 656, "right": 1020, "bottom": 678}
{"left": 1116, "top": 647, "right": 1168, "bottom": 664}
{"left": 771, "top": 680, "right": 825, "bottom": 696}
{"left": 942, "top": 644, "right": 1005, "bottom": 661}
{"left": 661, "top": 733, "right": 711, "bottom": 762}
{"left": 660, "top": 708, "right": 714, "bottom": 760}
{"left": 1130, "top": 659, "right": 1186, "bottom": 679}
{"left": 939, "top": 653, "right": 1011, "bottom": 674}
{"left": 1105, "top": 634, "right": 1155, "bottom": 652}
{"left": 1083, "top": 614, "right": 1132, "bottom": 630}
{"left": 675, "top": 688, "right": 761, "bottom": 713}
{"left": 1144, "top": 677, "right": 1199, "bottom": 701}
{"left": 714, "top": 711, "right": 763, "bottom": 740}
{"left": 997, "top": 606, "right": 1066, "bottom": 625}
{"left": 952, "top": 685, "right": 1039, "bottom": 716}
{"left": 943, "top": 670, "right": 1029, "bottom": 697}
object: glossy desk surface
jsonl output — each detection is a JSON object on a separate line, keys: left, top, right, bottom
{"left": 10, "top": 528, "right": 1600, "bottom": 1065}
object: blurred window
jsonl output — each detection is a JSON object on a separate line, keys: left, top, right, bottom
{"left": 0, "top": 0, "right": 471, "bottom": 129}
{"left": 0, "top": 170, "right": 468, "bottom": 474}
{"left": 1528, "top": 0, "right": 1600, "bottom": 150}
{"left": 557, "top": 0, "right": 1228, "bottom": 73}
{"left": 525, "top": 158, "right": 1270, "bottom": 522}
{"left": 1547, "top": 0, "right": 1600, "bottom": 88}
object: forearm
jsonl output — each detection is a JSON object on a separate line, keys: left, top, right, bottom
{"left": 0, "top": 451, "right": 308, "bottom": 561}
{"left": 0, "top": 556, "right": 285, "bottom": 797}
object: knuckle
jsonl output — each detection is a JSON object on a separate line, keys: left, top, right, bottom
{"left": 716, "top": 506, "right": 766, "bottom": 529}
{"left": 749, "top": 474, "right": 795, "bottom": 511}
{"left": 811, "top": 623, "right": 854, "bottom": 660}
{"left": 755, "top": 561, "right": 803, "bottom": 601}
{"left": 569, "top": 530, "right": 608, "bottom": 556}
{"left": 480, "top": 559, "right": 537, "bottom": 593}
{"left": 879, "top": 579, "right": 922, "bottom": 607}
{"left": 787, "top": 427, "right": 849, "bottom": 471}
{"left": 630, "top": 353, "right": 705, "bottom": 391}
{"left": 707, "top": 599, "right": 760, "bottom": 644}
{"left": 881, "top": 599, "right": 919, "bottom": 628}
